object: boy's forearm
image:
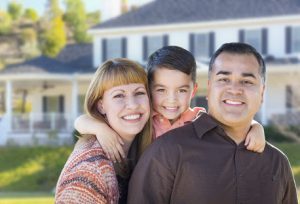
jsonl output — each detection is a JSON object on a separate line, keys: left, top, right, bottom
{"left": 74, "top": 114, "right": 107, "bottom": 135}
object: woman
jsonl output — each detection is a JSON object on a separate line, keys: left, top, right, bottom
{"left": 55, "top": 58, "right": 152, "bottom": 204}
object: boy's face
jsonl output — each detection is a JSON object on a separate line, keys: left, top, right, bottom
{"left": 151, "top": 67, "right": 197, "bottom": 123}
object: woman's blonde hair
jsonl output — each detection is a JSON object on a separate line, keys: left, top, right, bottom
{"left": 84, "top": 58, "right": 152, "bottom": 157}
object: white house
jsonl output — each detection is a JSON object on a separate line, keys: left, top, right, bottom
{"left": 0, "top": 0, "right": 299, "bottom": 145}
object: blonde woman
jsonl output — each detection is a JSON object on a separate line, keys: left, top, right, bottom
{"left": 55, "top": 58, "right": 152, "bottom": 204}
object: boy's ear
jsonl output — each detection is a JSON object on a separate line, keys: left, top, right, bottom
{"left": 97, "top": 100, "right": 106, "bottom": 115}
{"left": 191, "top": 83, "right": 198, "bottom": 98}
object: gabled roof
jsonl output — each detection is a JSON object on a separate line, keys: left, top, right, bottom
{"left": 0, "top": 55, "right": 94, "bottom": 75}
{"left": 92, "top": 0, "right": 300, "bottom": 29}
{"left": 0, "top": 43, "right": 95, "bottom": 75}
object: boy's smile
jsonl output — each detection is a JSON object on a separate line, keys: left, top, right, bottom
{"left": 151, "top": 68, "right": 197, "bottom": 124}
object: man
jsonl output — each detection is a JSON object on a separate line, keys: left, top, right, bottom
{"left": 127, "top": 42, "right": 298, "bottom": 204}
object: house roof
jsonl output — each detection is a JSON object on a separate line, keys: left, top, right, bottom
{"left": 92, "top": 0, "right": 300, "bottom": 29}
{"left": 0, "top": 43, "right": 95, "bottom": 75}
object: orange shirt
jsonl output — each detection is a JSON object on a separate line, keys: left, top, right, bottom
{"left": 152, "top": 107, "right": 205, "bottom": 139}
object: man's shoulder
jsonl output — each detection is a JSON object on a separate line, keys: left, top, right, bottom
{"left": 264, "top": 142, "right": 291, "bottom": 165}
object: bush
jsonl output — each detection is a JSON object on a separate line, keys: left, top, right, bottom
{"left": 264, "top": 125, "right": 294, "bottom": 143}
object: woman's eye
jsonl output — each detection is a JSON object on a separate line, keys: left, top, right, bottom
{"left": 136, "top": 91, "right": 146, "bottom": 96}
{"left": 113, "top": 94, "right": 124, "bottom": 98}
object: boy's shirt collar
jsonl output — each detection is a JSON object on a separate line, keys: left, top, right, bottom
{"left": 152, "top": 107, "right": 206, "bottom": 139}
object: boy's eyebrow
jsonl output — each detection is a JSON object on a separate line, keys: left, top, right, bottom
{"left": 216, "top": 71, "right": 256, "bottom": 79}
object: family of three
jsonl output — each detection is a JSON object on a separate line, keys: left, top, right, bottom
{"left": 55, "top": 43, "right": 298, "bottom": 203}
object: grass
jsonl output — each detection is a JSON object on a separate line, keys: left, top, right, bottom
{"left": 0, "top": 192, "right": 53, "bottom": 204}
{"left": 0, "top": 143, "right": 299, "bottom": 202}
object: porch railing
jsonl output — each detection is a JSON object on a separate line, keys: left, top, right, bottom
{"left": 11, "top": 113, "right": 73, "bottom": 132}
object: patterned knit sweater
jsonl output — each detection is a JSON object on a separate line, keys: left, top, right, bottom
{"left": 55, "top": 135, "right": 119, "bottom": 204}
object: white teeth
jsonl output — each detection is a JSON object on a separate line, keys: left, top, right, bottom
{"left": 225, "top": 100, "right": 242, "bottom": 105}
{"left": 123, "top": 114, "right": 140, "bottom": 120}
{"left": 165, "top": 107, "right": 177, "bottom": 110}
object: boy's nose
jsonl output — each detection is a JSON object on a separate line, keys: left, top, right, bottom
{"left": 166, "top": 92, "right": 177, "bottom": 102}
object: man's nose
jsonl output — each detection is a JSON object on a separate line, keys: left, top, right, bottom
{"left": 227, "top": 81, "right": 243, "bottom": 95}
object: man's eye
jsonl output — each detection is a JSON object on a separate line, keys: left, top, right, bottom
{"left": 219, "top": 78, "right": 229, "bottom": 83}
{"left": 242, "top": 80, "right": 253, "bottom": 85}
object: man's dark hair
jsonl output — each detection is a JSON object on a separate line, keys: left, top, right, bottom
{"left": 147, "top": 46, "right": 197, "bottom": 84}
{"left": 209, "top": 42, "right": 266, "bottom": 83}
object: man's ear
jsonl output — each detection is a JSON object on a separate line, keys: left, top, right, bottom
{"left": 97, "top": 100, "right": 105, "bottom": 115}
{"left": 191, "top": 83, "right": 198, "bottom": 98}
{"left": 261, "top": 85, "right": 266, "bottom": 104}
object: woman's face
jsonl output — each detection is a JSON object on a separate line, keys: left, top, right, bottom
{"left": 98, "top": 83, "right": 150, "bottom": 142}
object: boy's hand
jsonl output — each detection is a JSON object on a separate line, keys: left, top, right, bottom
{"left": 96, "top": 132, "right": 125, "bottom": 163}
{"left": 245, "top": 121, "right": 266, "bottom": 153}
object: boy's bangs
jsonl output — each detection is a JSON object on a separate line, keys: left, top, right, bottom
{"left": 102, "top": 66, "right": 147, "bottom": 91}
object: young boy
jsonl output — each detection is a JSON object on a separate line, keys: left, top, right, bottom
{"left": 75, "top": 46, "right": 265, "bottom": 162}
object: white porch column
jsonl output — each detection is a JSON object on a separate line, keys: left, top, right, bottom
{"left": 5, "top": 80, "right": 12, "bottom": 132}
{"left": 261, "top": 87, "right": 267, "bottom": 125}
{"left": 71, "top": 78, "right": 79, "bottom": 129}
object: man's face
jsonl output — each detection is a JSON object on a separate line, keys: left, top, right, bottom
{"left": 207, "top": 52, "right": 265, "bottom": 127}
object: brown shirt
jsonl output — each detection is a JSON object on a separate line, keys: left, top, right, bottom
{"left": 128, "top": 113, "right": 298, "bottom": 204}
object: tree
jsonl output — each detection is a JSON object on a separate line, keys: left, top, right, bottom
{"left": 23, "top": 8, "right": 39, "bottom": 22}
{"left": 7, "top": 2, "right": 23, "bottom": 21}
{"left": 0, "top": 10, "right": 12, "bottom": 34}
{"left": 40, "top": 16, "right": 66, "bottom": 57}
{"left": 64, "top": 0, "right": 91, "bottom": 43}
{"left": 40, "top": 0, "right": 66, "bottom": 57}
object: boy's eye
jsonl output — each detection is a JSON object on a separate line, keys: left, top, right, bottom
{"left": 178, "top": 89, "right": 188, "bottom": 93}
{"left": 156, "top": 89, "right": 165, "bottom": 92}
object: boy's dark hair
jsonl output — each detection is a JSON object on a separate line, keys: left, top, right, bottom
{"left": 147, "top": 46, "right": 197, "bottom": 84}
{"left": 209, "top": 42, "right": 266, "bottom": 83}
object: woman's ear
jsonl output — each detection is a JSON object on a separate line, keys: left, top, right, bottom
{"left": 97, "top": 100, "right": 105, "bottom": 115}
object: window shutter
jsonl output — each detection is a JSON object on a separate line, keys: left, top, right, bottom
{"left": 122, "top": 37, "right": 127, "bottom": 58}
{"left": 239, "top": 29, "right": 245, "bottom": 43}
{"left": 209, "top": 32, "right": 215, "bottom": 56}
{"left": 285, "top": 26, "right": 292, "bottom": 54}
{"left": 59, "top": 95, "right": 64, "bottom": 113}
{"left": 189, "top": 33, "right": 195, "bottom": 54}
{"left": 102, "top": 38, "right": 107, "bottom": 62}
{"left": 42, "top": 96, "right": 47, "bottom": 113}
{"left": 143, "top": 36, "right": 148, "bottom": 61}
{"left": 262, "top": 28, "right": 268, "bottom": 55}
{"left": 163, "top": 35, "right": 169, "bottom": 46}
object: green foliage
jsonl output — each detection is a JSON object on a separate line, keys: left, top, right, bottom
{"left": 40, "top": 17, "right": 66, "bottom": 57}
{"left": 23, "top": 8, "right": 39, "bottom": 22}
{"left": 87, "top": 11, "right": 101, "bottom": 26}
{"left": 0, "top": 146, "right": 73, "bottom": 192}
{"left": 64, "top": 0, "right": 91, "bottom": 43}
{"left": 0, "top": 10, "right": 12, "bottom": 34}
{"left": 20, "top": 28, "right": 40, "bottom": 59}
{"left": 7, "top": 2, "right": 23, "bottom": 21}
{"left": 46, "top": 0, "right": 63, "bottom": 20}
{"left": 264, "top": 125, "right": 294, "bottom": 142}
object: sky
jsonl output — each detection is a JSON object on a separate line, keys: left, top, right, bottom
{"left": 0, "top": 0, "right": 102, "bottom": 14}
{"left": 0, "top": 0, "right": 153, "bottom": 15}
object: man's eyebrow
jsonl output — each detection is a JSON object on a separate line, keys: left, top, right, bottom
{"left": 216, "top": 71, "right": 231, "bottom": 75}
{"left": 242, "top": 73, "right": 256, "bottom": 79}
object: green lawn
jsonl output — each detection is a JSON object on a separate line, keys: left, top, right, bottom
{"left": 0, "top": 143, "right": 299, "bottom": 203}
{"left": 0, "top": 192, "right": 53, "bottom": 204}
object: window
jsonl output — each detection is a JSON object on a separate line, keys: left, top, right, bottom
{"left": 245, "top": 29, "right": 262, "bottom": 52}
{"left": 102, "top": 38, "right": 127, "bottom": 61}
{"left": 143, "top": 35, "right": 168, "bottom": 60}
{"left": 292, "top": 26, "right": 300, "bottom": 53}
{"left": 239, "top": 28, "right": 267, "bottom": 54}
{"left": 42, "top": 95, "right": 64, "bottom": 113}
{"left": 190, "top": 32, "right": 214, "bottom": 61}
{"left": 78, "top": 95, "right": 85, "bottom": 113}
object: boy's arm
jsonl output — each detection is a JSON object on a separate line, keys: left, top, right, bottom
{"left": 244, "top": 120, "right": 266, "bottom": 153}
{"left": 74, "top": 114, "right": 125, "bottom": 162}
